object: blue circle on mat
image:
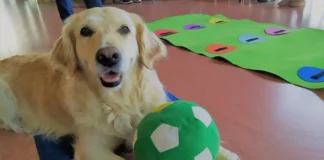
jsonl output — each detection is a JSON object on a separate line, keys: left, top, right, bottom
{"left": 297, "top": 66, "right": 324, "bottom": 83}
{"left": 238, "top": 34, "right": 266, "bottom": 44}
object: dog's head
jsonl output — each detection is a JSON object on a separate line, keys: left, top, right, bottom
{"left": 51, "top": 7, "right": 166, "bottom": 89}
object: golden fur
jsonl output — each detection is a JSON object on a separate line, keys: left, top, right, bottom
{"left": 0, "top": 7, "right": 238, "bottom": 160}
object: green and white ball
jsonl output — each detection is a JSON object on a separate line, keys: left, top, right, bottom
{"left": 134, "top": 100, "right": 220, "bottom": 160}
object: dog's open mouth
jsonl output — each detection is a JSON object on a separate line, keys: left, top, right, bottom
{"left": 100, "top": 71, "right": 123, "bottom": 88}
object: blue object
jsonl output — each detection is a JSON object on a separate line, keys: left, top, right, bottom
{"left": 166, "top": 90, "right": 179, "bottom": 101}
{"left": 34, "top": 90, "right": 178, "bottom": 160}
{"left": 238, "top": 34, "right": 266, "bottom": 44}
{"left": 298, "top": 66, "right": 324, "bottom": 83}
{"left": 55, "top": 0, "right": 103, "bottom": 21}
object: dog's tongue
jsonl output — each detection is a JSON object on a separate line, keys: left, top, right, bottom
{"left": 101, "top": 73, "right": 120, "bottom": 83}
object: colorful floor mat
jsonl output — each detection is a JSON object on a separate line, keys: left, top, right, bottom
{"left": 147, "top": 14, "right": 324, "bottom": 89}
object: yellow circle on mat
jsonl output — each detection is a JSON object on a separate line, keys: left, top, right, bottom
{"left": 152, "top": 102, "right": 173, "bottom": 113}
{"left": 209, "top": 18, "right": 228, "bottom": 24}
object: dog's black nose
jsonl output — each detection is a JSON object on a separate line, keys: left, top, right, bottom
{"left": 96, "top": 47, "right": 121, "bottom": 67}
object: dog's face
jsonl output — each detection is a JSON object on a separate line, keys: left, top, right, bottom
{"left": 52, "top": 7, "right": 166, "bottom": 89}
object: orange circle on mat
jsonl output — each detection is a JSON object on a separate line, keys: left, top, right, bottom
{"left": 154, "top": 29, "right": 178, "bottom": 37}
{"left": 206, "top": 44, "right": 236, "bottom": 54}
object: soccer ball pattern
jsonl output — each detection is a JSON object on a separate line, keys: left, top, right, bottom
{"left": 134, "top": 100, "right": 220, "bottom": 160}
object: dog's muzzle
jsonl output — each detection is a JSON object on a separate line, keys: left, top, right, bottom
{"left": 96, "top": 47, "right": 123, "bottom": 88}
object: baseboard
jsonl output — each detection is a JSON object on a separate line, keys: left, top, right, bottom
{"left": 37, "top": 0, "right": 114, "bottom": 3}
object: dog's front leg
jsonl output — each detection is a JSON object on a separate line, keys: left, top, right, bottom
{"left": 74, "top": 130, "right": 125, "bottom": 160}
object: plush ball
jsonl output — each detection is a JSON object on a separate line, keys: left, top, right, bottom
{"left": 134, "top": 100, "right": 220, "bottom": 160}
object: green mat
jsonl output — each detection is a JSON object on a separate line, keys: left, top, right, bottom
{"left": 147, "top": 14, "right": 324, "bottom": 89}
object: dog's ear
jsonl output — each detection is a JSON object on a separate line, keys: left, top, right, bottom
{"left": 51, "top": 16, "right": 78, "bottom": 72}
{"left": 131, "top": 13, "right": 167, "bottom": 69}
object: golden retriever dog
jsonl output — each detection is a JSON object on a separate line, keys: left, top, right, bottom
{"left": 0, "top": 7, "right": 238, "bottom": 160}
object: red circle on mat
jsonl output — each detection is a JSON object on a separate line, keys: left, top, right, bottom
{"left": 154, "top": 29, "right": 178, "bottom": 37}
{"left": 206, "top": 44, "right": 236, "bottom": 54}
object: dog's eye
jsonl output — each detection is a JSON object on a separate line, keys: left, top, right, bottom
{"left": 118, "top": 25, "right": 130, "bottom": 35}
{"left": 80, "top": 27, "right": 94, "bottom": 37}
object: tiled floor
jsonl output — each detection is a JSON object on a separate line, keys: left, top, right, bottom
{"left": 0, "top": 0, "right": 324, "bottom": 160}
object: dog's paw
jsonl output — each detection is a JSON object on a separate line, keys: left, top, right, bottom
{"left": 0, "top": 119, "right": 25, "bottom": 133}
{"left": 103, "top": 105, "right": 133, "bottom": 134}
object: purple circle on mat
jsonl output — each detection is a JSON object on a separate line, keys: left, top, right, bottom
{"left": 265, "top": 28, "right": 290, "bottom": 35}
{"left": 184, "top": 24, "right": 205, "bottom": 30}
